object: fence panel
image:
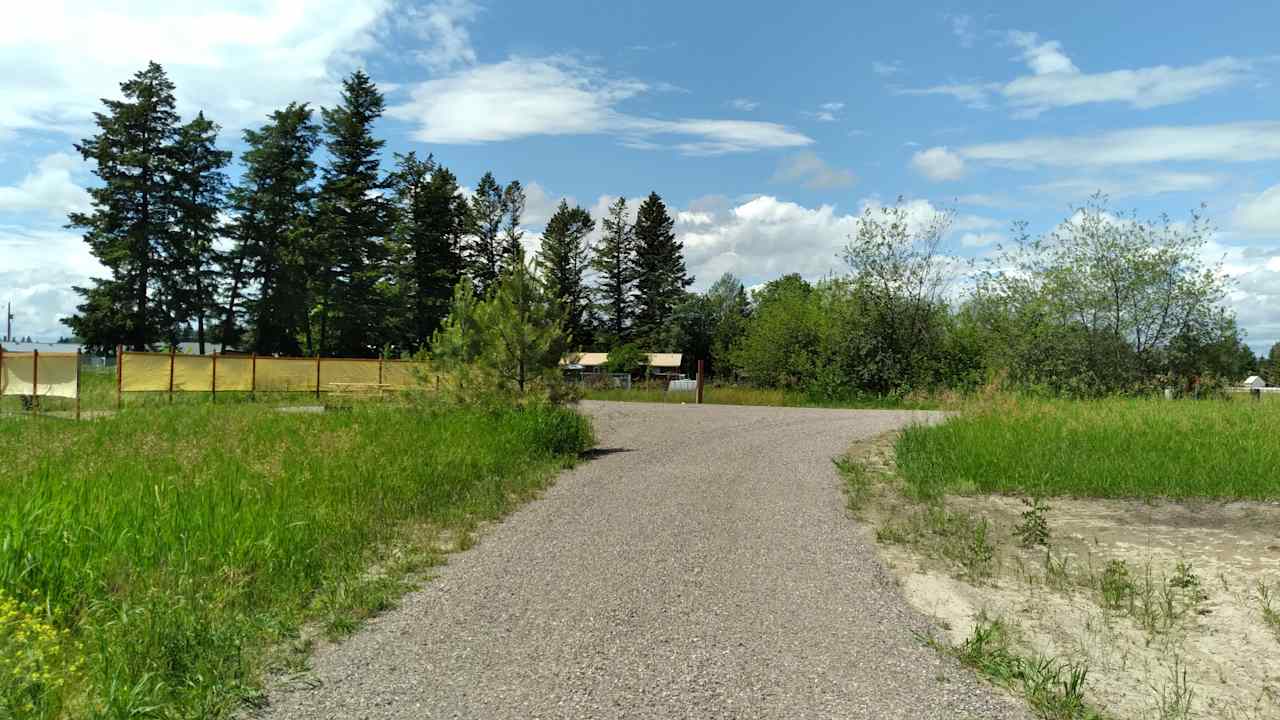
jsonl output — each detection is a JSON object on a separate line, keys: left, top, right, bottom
{"left": 0, "top": 352, "right": 79, "bottom": 398}
{"left": 382, "top": 361, "right": 427, "bottom": 389}
{"left": 319, "top": 359, "right": 381, "bottom": 387}
{"left": 120, "top": 352, "right": 173, "bottom": 392}
{"left": 172, "top": 355, "right": 214, "bottom": 391}
{"left": 215, "top": 356, "right": 254, "bottom": 391}
{"left": 254, "top": 357, "right": 318, "bottom": 392}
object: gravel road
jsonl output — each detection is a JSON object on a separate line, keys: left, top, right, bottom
{"left": 260, "top": 401, "right": 1025, "bottom": 719}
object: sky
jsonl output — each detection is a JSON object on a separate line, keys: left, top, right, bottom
{"left": 3, "top": 0, "right": 1280, "bottom": 350}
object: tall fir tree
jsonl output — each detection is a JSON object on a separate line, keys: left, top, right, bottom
{"left": 314, "top": 70, "right": 392, "bottom": 357}
{"left": 165, "top": 111, "right": 231, "bottom": 354}
{"left": 388, "top": 152, "right": 469, "bottom": 352}
{"left": 632, "top": 192, "right": 693, "bottom": 348}
{"left": 500, "top": 179, "right": 526, "bottom": 268}
{"left": 225, "top": 103, "right": 320, "bottom": 355}
{"left": 465, "top": 171, "right": 504, "bottom": 295}
{"left": 536, "top": 200, "right": 595, "bottom": 348}
{"left": 591, "top": 197, "right": 635, "bottom": 345}
{"left": 65, "top": 62, "right": 181, "bottom": 352}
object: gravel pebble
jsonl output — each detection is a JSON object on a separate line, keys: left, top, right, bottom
{"left": 258, "top": 401, "right": 1027, "bottom": 719}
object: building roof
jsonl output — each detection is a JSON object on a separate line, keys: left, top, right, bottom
{"left": 561, "top": 352, "right": 683, "bottom": 369}
{"left": 1244, "top": 375, "right": 1266, "bottom": 387}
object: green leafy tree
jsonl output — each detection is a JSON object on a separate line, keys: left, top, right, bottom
{"left": 388, "top": 152, "right": 469, "bottom": 352}
{"left": 592, "top": 197, "right": 635, "bottom": 345}
{"left": 632, "top": 192, "right": 692, "bottom": 347}
{"left": 65, "top": 62, "right": 182, "bottom": 352}
{"left": 314, "top": 70, "right": 392, "bottom": 356}
{"left": 225, "top": 103, "right": 320, "bottom": 355}
{"left": 603, "top": 342, "right": 646, "bottom": 375}
{"left": 536, "top": 200, "right": 595, "bottom": 348}
{"left": 164, "top": 111, "right": 231, "bottom": 354}
{"left": 732, "top": 275, "right": 823, "bottom": 388}
{"left": 465, "top": 172, "right": 505, "bottom": 295}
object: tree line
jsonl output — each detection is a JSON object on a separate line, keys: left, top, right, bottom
{"left": 65, "top": 63, "right": 692, "bottom": 358}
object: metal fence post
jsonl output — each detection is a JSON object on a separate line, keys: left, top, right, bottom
{"left": 116, "top": 345, "right": 122, "bottom": 410}
{"left": 211, "top": 352, "right": 217, "bottom": 402}
{"left": 168, "top": 346, "right": 176, "bottom": 403}
{"left": 31, "top": 348, "right": 39, "bottom": 415}
{"left": 696, "top": 359, "right": 704, "bottom": 405}
{"left": 75, "top": 348, "right": 81, "bottom": 421}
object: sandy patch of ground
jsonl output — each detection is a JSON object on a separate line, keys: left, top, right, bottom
{"left": 848, "top": 434, "right": 1280, "bottom": 720}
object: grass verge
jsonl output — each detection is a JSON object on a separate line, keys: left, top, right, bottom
{"left": 582, "top": 384, "right": 943, "bottom": 409}
{"left": 0, "top": 401, "right": 592, "bottom": 719}
{"left": 896, "top": 395, "right": 1280, "bottom": 500}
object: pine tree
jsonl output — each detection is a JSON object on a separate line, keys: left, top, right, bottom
{"left": 482, "top": 251, "right": 568, "bottom": 394}
{"left": 632, "top": 191, "right": 692, "bottom": 348}
{"left": 465, "top": 172, "right": 504, "bottom": 295}
{"left": 65, "top": 62, "right": 181, "bottom": 352}
{"left": 314, "top": 70, "right": 392, "bottom": 357}
{"left": 536, "top": 200, "right": 595, "bottom": 348}
{"left": 388, "top": 152, "right": 469, "bottom": 352}
{"left": 165, "top": 112, "right": 231, "bottom": 354}
{"left": 591, "top": 197, "right": 635, "bottom": 345}
{"left": 500, "top": 179, "right": 526, "bottom": 267}
{"left": 225, "top": 103, "right": 320, "bottom": 355}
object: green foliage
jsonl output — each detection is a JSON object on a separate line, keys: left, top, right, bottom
{"left": 0, "top": 402, "right": 592, "bottom": 719}
{"left": 603, "top": 342, "right": 646, "bottom": 374}
{"left": 632, "top": 192, "right": 692, "bottom": 348}
{"left": 1016, "top": 497, "right": 1052, "bottom": 548}
{"left": 226, "top": 102, "right": 320, "bottom": 355}
{"left": 537, "top": 200, "right": 596, "bottom": 349}
{"left": 592, "top": 197, "right": 636, "bottom": 345}
{"left": 464, "top": 172, "right": 524, "bottom": 296}
{"left": 896, "top": 395, "right": 1280, "bottom": 500}
{"left": 433, "top": 257, "right": 570, "bottom": 402}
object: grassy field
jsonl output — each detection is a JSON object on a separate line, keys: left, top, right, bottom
{"left": 0, "top": 400, "right": 592, "bottom": 719}
{"left": 582, "top": 384, "right": 943, "bottom": 410}
{"left": 896, "top": 395, "right": 1280, "bottom": 501}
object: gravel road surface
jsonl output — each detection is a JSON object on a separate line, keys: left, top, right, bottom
{"left": 260, "top": 401, "right": 1025, "bottom": 719}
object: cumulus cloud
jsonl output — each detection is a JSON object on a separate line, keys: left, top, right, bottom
{"left": 0, "top": 226, "right": 106, "bottom": 340}
{"left": 0, "top": 154, "right": 90, "bottom": 216}
{"left": 772, "top": 151, "right": 855, "bottom": 189}
{"left": 910, "top": 147, "right": 967, "bottom": 181}
{"left": 1232, "top": 184, "right": 1280, "bottom": 235}
{"left": 897, "top": 28, "right": 1253, "bottom": 116}
{"left": 388, "top": 57, "right": 812, "bottom": 154}
{"left": 403, "top": 0, "right": 481, "bottom": 72}
{"left": 0, "top": 0, "right": 393, "bottom": 140}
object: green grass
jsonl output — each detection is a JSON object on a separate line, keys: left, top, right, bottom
{"left": 896, "top": 396, "right": 1280, "bottom": 501}
{"left": 582, "top": 384, "right": 943, "bottom": 409}
{"left": 0, "top": 401, "right": 592, "bottom": 719}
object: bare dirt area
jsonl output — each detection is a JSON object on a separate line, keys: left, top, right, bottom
{"left": 847, "top": 434, "right": 1280, "bottom": 720}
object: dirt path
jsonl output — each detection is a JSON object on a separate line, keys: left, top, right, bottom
{"left": 259, "top": 401, "right": 1025, "bottom": 719}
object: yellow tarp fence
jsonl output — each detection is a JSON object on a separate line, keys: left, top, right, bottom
{"left": 117, "top": 351, "right": 431, "bottom": 394}
{"left": 0, "top": 351, "right": 79, "bottom": 399}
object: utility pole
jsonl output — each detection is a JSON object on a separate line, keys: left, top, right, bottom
{"left": 4, "top": 301, "right": 11, "bottom": 343}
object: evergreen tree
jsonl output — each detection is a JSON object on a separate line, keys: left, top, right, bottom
{"left": 632, "top": 191, "right": 692, "bottom": 347}
{"left": 314, "top": 70, "right": 392, "bottom": 356}
{"left": 500, "top": 179, "right": 526, "bottom": 267}
{"left": 388, "top": 152, "right": 469, "bottom": 352}
{"left": 483, "top": 250, "right": 568, "bottom": 394}
{"left": 165, "top": 111, "right": 231, "bottom": 354}
{"left": 65, "top": 62, "right": 181, "bottom": 352}
{"left": 465, "top": 172, "right": 504, "bottom": 295}
{"left": 225, "top": 103, "right": 320, "bottom": 355}
{"left": 536, "top": 200, "right": 595, "bottom": 348}
{"left": 591, "top": 197, "right": 635, "bottom": 345}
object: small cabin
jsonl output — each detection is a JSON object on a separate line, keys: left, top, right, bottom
{"left": 1242, "top": 375, "right": 1267, "bottom": 389}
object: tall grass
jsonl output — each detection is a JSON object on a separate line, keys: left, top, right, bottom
{"left": 897, "top": 395, "right": 1280, "bottom": 500}
{"left": 0, "top": 401, "right": 592, "bottom": 718}
{"left": 582, "top": 384, "right": 944, "bottom": 409}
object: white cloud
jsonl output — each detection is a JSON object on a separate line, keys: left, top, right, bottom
{"left": 911, "top": 146, "right": 967, "bottom": 181}
{"left": 772, "top": 151, "right": 855, "bottom": 189}
{"left": 0, "top": 226, "right": 106, "bottom": 340}
{"left": 0, "top": 154, "right": 90, "bottom": 216}
{"left": 1233, "top": 184, "right": 1280, "bottom": 235}
{"left": 960, "top": 232, "right": 1004, "bottom": 248}
{"left": 948, "top": 14, "right": 977, "bottom": 48}
{"left": 900, "top": 28, "right": 1253, "bottom": 116}
{"left": 872, "top": 61, "right": 903, "bottom": 76}
{"left": 729, "top": 98, "right": 760, "bottom": 111}
{"left": 820, "top": 102, "right": 845, "bottom": 112}
{"left": 0, "top": 1, "right": 393, "bottom": 140}
{"left": 403, "top": 0, "right": 481, "bottom": 72}
{"left": 1029, "top": 171, "right": 1221, "bottom": 199}
{"left": 952, "top": 122, "right": 1280, "bottom": 168}
{"left": 388, "top": 57, "right": 812, "bottom": 155}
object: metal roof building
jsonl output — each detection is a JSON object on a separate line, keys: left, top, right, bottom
{"left": 561, "top": 352, "right": 683, "bottom": 369}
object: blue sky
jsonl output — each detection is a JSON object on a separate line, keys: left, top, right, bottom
{"left": 4, "top": 1, "right": 1280, "bottom": 350}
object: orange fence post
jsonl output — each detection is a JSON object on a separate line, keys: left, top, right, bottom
{"left": 315, "top": 354, "right": 321, "bottom": 400}
{"left": 250, "top": 353, "right": 257, "bottom": 399}
{"left": 168, "top": 346, "right": 176, "bottom": 403}
{"left": 75, "top": 349, "right": 81, "bottom": 421}
{"left": 0, "top": 345, "right": 4, "bottom": 404}
{"left": 115, "top": 345, "right": 122, "bottom": 410}
{"left": 211, "top": 352, "right": 217, "bottom": 403}
{"left": 32, "top": 348, "right": 39, "bottom": 415}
